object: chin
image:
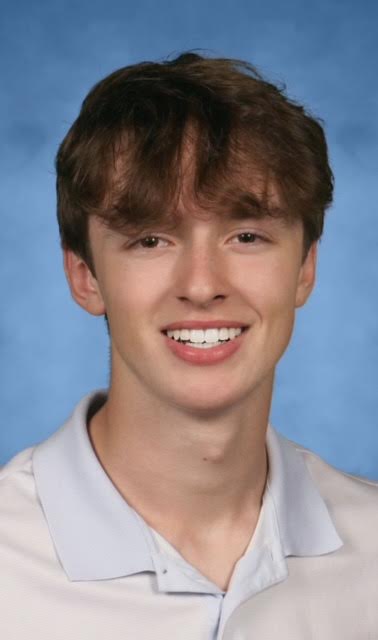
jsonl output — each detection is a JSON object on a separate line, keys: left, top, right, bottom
{"left": 169, "top": 386, "right": 247, "bottom": 416}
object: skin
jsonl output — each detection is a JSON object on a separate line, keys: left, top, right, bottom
{"left": 64, "top": 191, "right": 317, "bottom": 590}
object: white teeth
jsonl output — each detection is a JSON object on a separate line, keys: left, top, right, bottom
{"left": 218, "top": 328, "right": 229, "bottom": 341}
{"left": 190, "top": 329, "right": 205, "bottom": 343}
{"left": 204, "top": 329, "right": 219, "bottom": 343}
{"left": 166, "top": 327, "right": 244, "bottom": 344}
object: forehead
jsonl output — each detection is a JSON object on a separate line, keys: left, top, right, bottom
{"left": 99, "top": 131, "right": 303, "bottom": 241}
{"left": 134, "top": 173, "right": 286, "bottom": 224}
{"left": 176, "top": 135, "right": 283, "bottom": 215}
{"left": 152, "top": 196, "right": 293, "bottom": 235}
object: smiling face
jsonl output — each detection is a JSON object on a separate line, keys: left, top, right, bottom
{"left": 64, "top": 187, "right": 317, "bottom": 416}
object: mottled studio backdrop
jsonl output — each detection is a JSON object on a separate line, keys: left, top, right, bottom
{"left": 1, "top": 0, "right": 377, "bottom": 477}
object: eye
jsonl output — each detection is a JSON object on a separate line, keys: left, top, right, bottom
{"left": 231, "top": 232, "right": 267, "bottom": 244}
{"left": 133, "top": 235, "right": 168, "bottom": 249}
{"left": 129, "top": 231, "right": 268, "bottom": 250}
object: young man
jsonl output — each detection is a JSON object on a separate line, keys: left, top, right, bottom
{"left": 1, "top": 52, "right": 377, "bottom": 639}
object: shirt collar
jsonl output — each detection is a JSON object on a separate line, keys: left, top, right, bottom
{"left": 33, "top": 390, "right": 343, "bottom": 582}
{"left": 265, "top": 424, "right": 343, "bottom": 556}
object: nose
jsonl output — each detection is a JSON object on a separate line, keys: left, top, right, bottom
{"left": 174, "top": 241, "right": 229, "bottom": 308}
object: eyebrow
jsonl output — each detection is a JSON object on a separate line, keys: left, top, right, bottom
{"left": 175, "top": 191, "right": 284, "bottom": 222}
{"left": 106, "top": 191, "right": 290, "bottom": 239}
{"left": 222, "top": 190, "right": 286, "bottom": 219}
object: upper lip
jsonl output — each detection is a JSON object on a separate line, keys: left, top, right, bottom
{"left": 161, "top": 320, "right": 249, "bottom": 331}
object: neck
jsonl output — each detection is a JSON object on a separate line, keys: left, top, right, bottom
{"left": 88, "top": 371, "right": 273, "bottom": 546}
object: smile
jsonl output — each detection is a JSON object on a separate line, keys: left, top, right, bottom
{"left": 162, "top": 326, "right": 248, "bottom": 365}
{"left": 163, "top": 327, "right": 248, "bottom": 348}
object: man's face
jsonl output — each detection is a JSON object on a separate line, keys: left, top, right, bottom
{"left": 65, "top": 197, "right": 317, "bottom": 415}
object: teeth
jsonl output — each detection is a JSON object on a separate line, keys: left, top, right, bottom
{"left": 166, "top": 327, "right": 243, "bottom": 344}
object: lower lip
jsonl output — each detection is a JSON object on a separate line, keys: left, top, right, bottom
{"left": 162, "top": 329, "right": 248, "bottom": 366}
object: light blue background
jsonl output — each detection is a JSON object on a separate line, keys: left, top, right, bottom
{"left": 1, "top": 0, "right": 377, "bottom": 477}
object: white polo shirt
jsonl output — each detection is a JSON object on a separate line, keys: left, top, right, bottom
{"left": 1, "top": 390, "right": 378, "bottom": 638}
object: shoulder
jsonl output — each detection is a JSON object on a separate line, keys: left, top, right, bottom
{"left": 0, "top": 446, "right": 35, "bottom": 489}
{"left": 294, "top": 441, "right": 378, "bottom": 550}
{"left": 295, "top": 441, "right": 378, "bottom": 495}
{"left": 0, "top": 446, "right": 39, "bottom": 522}
{"left": 0, "top": 445, "right": 58, "bottom": 567}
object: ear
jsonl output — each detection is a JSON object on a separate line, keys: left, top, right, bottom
{"left": 295, "top": 242, "right": 318, "bottom": 308}
{"left": 63, "top": 249, "right": 106, "bottom": 316}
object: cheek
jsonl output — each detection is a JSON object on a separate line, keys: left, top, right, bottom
{"left": 101, "top": 266, "right": 165, "bottom": 328}
{"left": 246, "top": 266, "right": 300, "bottom": 371}
{"left": 240, "top": 260, "right": 300, "bottom": 316}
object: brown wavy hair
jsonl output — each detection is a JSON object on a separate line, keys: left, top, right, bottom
{"left": 56, "top": 51, "right": 334, "bottom": 274}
